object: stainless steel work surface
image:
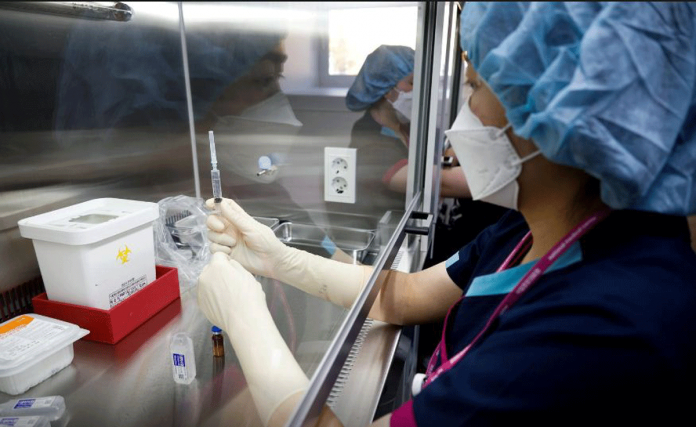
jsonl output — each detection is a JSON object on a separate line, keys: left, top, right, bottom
{"left": 253, "top": 216, "right": 280, "bottom": 230}
{"left": 0, "top": 285, "right": 338, "bottom": 427}
{"left": 0, "top": 225, "right": 385, "bottom": 426}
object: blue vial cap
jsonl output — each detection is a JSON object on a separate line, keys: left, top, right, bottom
{"left": 258, "top": 155, "right": 272, "bottom": 170}
{"left": 212, "top": 326, "right": 222, "bottom": 333}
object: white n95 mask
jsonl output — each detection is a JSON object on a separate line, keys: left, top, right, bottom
{"left": 236, "top": 91, "right": 303, "bottom": 128}
{"left": 389, "top": 90, "right": 412, "bottom": 124}
{"left": 444, "top": 99, "right": 540, "bottom": 211}
{"left": 211, "top": 91, "right": 302, "bottom": 184}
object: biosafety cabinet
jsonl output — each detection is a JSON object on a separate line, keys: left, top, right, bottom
{"left": 0, "top": 2, "right": 465, "bottom": 426}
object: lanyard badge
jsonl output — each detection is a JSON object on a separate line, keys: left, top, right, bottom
{"left": 415, "top": 209, "right": 611, "bottom": 394}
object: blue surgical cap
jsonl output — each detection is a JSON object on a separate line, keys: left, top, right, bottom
{"left": 186, "top": 29, "right": 284, "bottom": 119}
{"left": 55, "top": 19, "right": 283, "bottom": 131}
{"left": 345, "top": 45, "right": 415, "bottom": 112}
{"left": 461, "top": 2, "right": 696, "bottom": 215}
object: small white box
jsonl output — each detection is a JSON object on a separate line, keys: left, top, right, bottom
{"left": 18, "top": 198, "right": 159, "bottom": 310}
{"left": 0, "top": 314, "right": 88, "bottom": 395}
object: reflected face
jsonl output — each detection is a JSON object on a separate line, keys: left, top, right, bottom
{"left": 209, "top": 42, "right": 288, "bottom": 117}
{"left": 384, "top": 72, "right": 414, "bottom": 102}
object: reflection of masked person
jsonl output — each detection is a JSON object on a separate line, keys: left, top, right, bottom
{"left": 211, "top": 90, "right": 302, "bottom": 184}
{"left": 346, "top": 45, "right": 414, "bottom": 146}
{"left": 389, "top": 89, "right": 413, "bottom": 124}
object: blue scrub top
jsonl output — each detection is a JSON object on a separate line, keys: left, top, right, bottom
{"left": 396, "top": 210, "right": 696, "bottom": 426}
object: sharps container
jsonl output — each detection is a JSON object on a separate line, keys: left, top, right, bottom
{"left": 18, "top": 198, "right": 159, "bottom": 310}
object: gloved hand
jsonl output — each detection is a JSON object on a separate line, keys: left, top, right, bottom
{"left": 198, "top": 252, "right": 309, "bottom": 427}
{"left": 206, "top": 198, "right": 287, "bottom": 280}
{"left": 206, "top": 198, "right": 371, "bottom": 308}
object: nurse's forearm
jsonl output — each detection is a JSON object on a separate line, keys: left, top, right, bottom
{"left": 226, "top": 302, "right": 309, "bottom": 427}
{"left": 386, "top": 165, "right": 472, "bottom": 199}
{"left": 275, "top": 246, "right": 372, "bottom": 308}
{"left": 439, "top": 166, "right": 471, "bottom": 198}
{"left": 268, "top": 393, "right": 345, "bottom": 427}
{"left": 227, "top": 305, "right": 347, "bottom": 427}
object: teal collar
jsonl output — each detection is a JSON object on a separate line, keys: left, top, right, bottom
{"left": 380, "top": 126, "right": 400, "bottom": 139}
{"left": 465, "top": 241, "right": 583, "bottom": 297}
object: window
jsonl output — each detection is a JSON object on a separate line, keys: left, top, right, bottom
{"left": 318, "top": 2, "right": 418, "bottom": 87}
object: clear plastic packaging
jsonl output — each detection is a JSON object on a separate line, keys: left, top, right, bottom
{"left": 0, "top": 396, "right": 65, "bottom": 421}
{"left": 0, "top": 416, "right": 51, "bottom": 427}
{"left": 170, "top": 333, "right": 196, "bottom": 385}
{"left": 0, "top": 315, "right": 89, "bottom": 395}
{"left": 153, "top": 195, "right": 211, "bottom": 291}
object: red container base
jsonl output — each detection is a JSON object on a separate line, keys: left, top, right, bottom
{"left": 32, "top": 265, "right": 181, "bottom": 344}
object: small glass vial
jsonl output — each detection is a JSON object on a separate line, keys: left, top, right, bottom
{"left": 212, "top": 326, "right": 225, "bottom": 357}
{"left": 170, "top": 333, "right": 196, "bottom": 384}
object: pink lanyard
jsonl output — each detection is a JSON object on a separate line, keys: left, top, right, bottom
{"left": 423, "top": 209, "right": 611, "bottom": 388}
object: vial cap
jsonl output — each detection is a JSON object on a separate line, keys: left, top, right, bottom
{"left": 212, "top": 326, "right": 222, "bottom": 333}
{"left": 258, "top": 155, "right": 272, "bottom": 170}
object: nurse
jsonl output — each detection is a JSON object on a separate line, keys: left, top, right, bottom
{"left": 198, "top": 2, "right": 696, "bottom": 426}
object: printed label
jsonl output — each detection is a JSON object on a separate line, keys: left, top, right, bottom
{"left": 13, "top": 397, "right": 56, "bottom": 410}
{"left": 108, "top": 274, "right": 148, "bottom": 308}
{"left": 172, "top": 353, "right": 187, "bottom": 381}
{"left": 12, "top": 400, "right": 33, "bottom": 409}
{"left": 0, "top": 316, "right": 69, "bottom": 361}
{"left": 0, "top": 417, "right": 43, "bottom": 426}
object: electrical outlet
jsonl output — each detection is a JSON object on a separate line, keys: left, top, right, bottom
{"left": 324, "top": 147, "right": 356, "bottom": 203}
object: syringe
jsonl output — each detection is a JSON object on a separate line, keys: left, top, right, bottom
{"left": 209, "top": 130, "right": 222, "bottom": 207}
{"left": 208, "top": 131, "right": 224, "bottom": 335}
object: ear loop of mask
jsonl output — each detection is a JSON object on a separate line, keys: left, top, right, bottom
{"left": 511, "top": 149, "right": 542, "bottom": 167}
{"left": 496, "top": 123, "right": 542, "bottom": 167}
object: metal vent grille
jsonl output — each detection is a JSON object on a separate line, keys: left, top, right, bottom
{"left": 1, "top": 276, "right": 45, "bottom": 322}
{"left": 390, "top": 248, "right": 405, "bottom": 270}
{"left": 326, "top": 318, "right": 374, "bottom": 408}
{"left": 326, "top": 247, "right": 406, "bottom": 407}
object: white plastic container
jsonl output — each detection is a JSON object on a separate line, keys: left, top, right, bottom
{"left": 0, "top": 416, "right": 50, "bottom": 427}
{"left": 18, "top": 198, "right": 159, "bottom": 310}
{"left": 170, "top": 333, "right": 196, "bottom": 385}
{"left": 0, "top": 396, "right": 65, "bottom": 421}
{"left": 0, "top": 314, "right": 89, "bottom": 395}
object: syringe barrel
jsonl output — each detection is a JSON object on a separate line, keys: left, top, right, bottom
{"left": 211, "top": 169, "right": 222, "bottom": 200}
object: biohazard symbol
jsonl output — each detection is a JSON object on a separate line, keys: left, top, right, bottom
{"left": 116, "top": 245, "right": 132, "bottom": 264}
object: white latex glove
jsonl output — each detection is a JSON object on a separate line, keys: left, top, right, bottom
{"left": 198, "top": 252, "right": 309, "bottom": 427}
{"left": 206, "top": 198, "right": 371, "bottom": 308}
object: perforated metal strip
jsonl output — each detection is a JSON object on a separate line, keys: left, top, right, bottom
{"left": 326, "top": 247, "right": 406, "bottom": 408}
{"left": 326, "top": 318, "right": 373, "bottom": 408}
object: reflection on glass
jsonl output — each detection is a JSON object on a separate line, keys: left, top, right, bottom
{"left": 0, "top": 1, "right": 420, "bottom": 425}
{"left": 328, "top": 5, "right": 418, "bottom": 75}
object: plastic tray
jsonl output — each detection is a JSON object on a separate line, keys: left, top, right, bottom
{"left": 273, "top": 222, "right": 375, "bottom": 262}
{"left": 0, "top": 314, "right": 88, "bottom": 395}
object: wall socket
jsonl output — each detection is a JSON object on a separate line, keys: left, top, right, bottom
{"left": 324, "top": 147, "right": 356, "bottom": 203}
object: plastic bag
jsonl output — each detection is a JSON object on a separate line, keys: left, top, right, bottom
{"left": 153, "top": 195, "right": 211, "bottom": 291}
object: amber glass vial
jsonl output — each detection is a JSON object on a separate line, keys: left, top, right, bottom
{"left": 212, "top": 326, "right": 225, "bottom": 357}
